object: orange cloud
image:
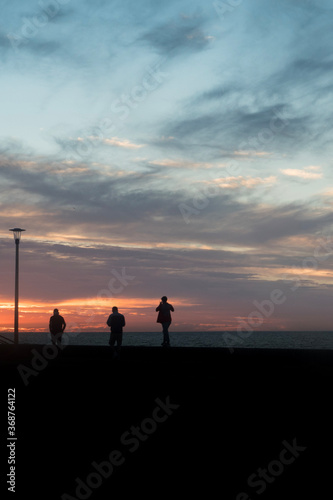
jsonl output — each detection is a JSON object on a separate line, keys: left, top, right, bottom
{"left": 208, "top": 175, "right": 276, "bottom": 189}
{"left": 149, "top": 158, "right": 214, "bottom": 169}
{"left": 90, "top": 136, "right": 144, "bottom": 149}
{"left": 281, "top": 167, "right": 322, "bottom": 179}
{"left": 233, "top": 150, "right": 271, "bottom": 157}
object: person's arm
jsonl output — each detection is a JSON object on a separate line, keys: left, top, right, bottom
{"left": 170, "top": 304, "right": 174, "bottom": 312}
{"left": 49, "top": 318, "right": 52, "bottom": 333}
{"left": 156, "top": 304, "right": 161, "bottom": 312}
{"left": 62, "top": 318, "right": 66, "bottom": 332}
{"left": 122, "top": 315, "right": 126, "bottom": 327}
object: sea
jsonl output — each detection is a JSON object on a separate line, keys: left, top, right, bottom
{"left": 1, "top": 330, "right": 333, "bottom": 349}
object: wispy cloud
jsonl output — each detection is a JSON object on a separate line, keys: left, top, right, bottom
{"left": 281, "top": 167, "right": 323, "bottom": 179}
{"left": 148, "top": 158, "right": 213, "bottom": 169}
{"left": 139, "top": 13, "right": 212, "bottom": 56}
{"left": 89, "top": 136, "right": 145, "bottom": 149}
{"left": 206, "top": 175, "right": 277, "bottom": 190}
{"left": 233, "top": 150, "right": 272, "bottom": 158}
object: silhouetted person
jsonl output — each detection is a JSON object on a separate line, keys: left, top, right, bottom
{"left": 49, "top": 308, "right": 66, "bottom": 347}
{"left": 156, "top": 296, "right": 174, "bottom": 347}
{"left": 107, "top": 306, "right": 126, "bottom": 357}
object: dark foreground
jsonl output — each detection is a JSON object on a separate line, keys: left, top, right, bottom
{"left": 1, "top": 345, "right": 332, "bottom": 499}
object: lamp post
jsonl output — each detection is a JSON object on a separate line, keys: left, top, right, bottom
{"left": 9, "top": 228, "right": 26, "bottom": 344}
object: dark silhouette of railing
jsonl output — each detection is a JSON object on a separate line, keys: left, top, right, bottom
{"left": 0, "top": 334, "right": 14, "bottom": 344}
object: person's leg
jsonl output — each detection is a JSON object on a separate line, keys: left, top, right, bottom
{"left": 110, "top": 333, "right": 119, "bottom": 358}
{"left": 116, "top": 333, "right": 122, "bottom": 354}
{"left": 161, "top": 323, "right": 166, "bottom": 345}
{"left": 51, "top": 331, "right": 62, "bottom": 348}
{"left": 162, "top": 323, "right": 170, "bottom": 346}
{"left": 57, "top": 332, "right": 62, "bottom": 348}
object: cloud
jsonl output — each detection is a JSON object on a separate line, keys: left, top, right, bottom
{"left": 195, "top": 85, "right": 239, "bottom": 103}
{"left": 321, "top": 188, "right": 333, "bottom": 197}
{"left": 139, "top": 13, "right": 212, "bottom": 56}
{"left": 233, "top": 151, "right": 271, "bottom": 158}
{"left": 148, "top": 158, "right": 213, "bottom": 169}
{"left": 206, "top": 175, "right": 277, "bottom": 190}
{"left": 54, "top": 135, "right": 146, "bottom": 161}
{"left": 281, "top": 167, "right": 323, "bottom": 179}
{"left": 303, "top": 165, "right": 322, "bottom": 171}
{"left": 1, "top": 148, "right": 332, "bottom": 251}
{"left": 159, "top": 102, "right": 306, "bottom": 157}
{"left": 97, "top": 137, "right": 145, "bottom": 149}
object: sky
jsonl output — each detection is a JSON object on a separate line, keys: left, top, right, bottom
{"left": 1, "top": 0, "right": 333, "bottom": 334}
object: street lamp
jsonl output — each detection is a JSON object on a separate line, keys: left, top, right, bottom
{"left": 9, "top": 228, "right": 26, "bottom": 344}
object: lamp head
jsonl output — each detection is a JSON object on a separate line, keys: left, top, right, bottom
{"left": 9, "top": 228, "right": 26, "bottom": 242}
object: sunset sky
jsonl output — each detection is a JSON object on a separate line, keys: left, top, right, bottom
{"left": 1, "top": 0, "right": 333, "bottom": 334}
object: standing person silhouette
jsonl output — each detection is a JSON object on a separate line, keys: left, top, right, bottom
{"left": 107, "top": 306, "right": 126, "bottom": 358}
{"left": 156, "top": 296, "right": 174, "bottom": 347}
{"left": 49, "top": 308, "right": 66, "bottom": 347}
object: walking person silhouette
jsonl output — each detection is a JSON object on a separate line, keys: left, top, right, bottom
{"left": 156, "top": 296, "right": 174, "bottom": 347}
{"left": 107, "top": 306, "right": 126, "bottom": 358}
{"left": 49, "top": 308, "right": 66, "bottom": 347}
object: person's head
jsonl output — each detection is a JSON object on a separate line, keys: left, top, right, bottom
{"left": 161, "top": 296, "right": 167, "bottom": 303}
{"left": 112, "top": 306, "right": 118, "bottom": 313}
{"left": 54, "top": 308, "right": 59, "bottom": 315}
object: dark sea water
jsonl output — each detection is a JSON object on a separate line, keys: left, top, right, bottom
{"left": 1, "top": 330, "right": 333, "bottom": 349}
